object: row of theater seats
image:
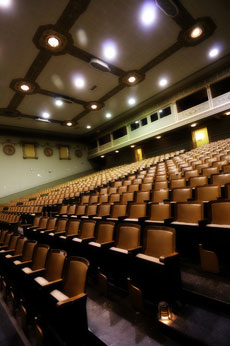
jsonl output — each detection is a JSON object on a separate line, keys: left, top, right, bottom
{"left": 0, "top": 232, "right": 89, "bottom": 345}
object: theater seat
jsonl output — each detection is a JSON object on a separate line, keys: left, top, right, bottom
{"left": 195, "top": 185, "right": 221, "bottom": 202}
{"left": 199, "top": 244, "right": 219, "bottom": 273}
{"left": 189, "top": 176, "right": 208, "bottom": 187}
{"left": 144, "top": 203, "right": 171, "bottom": 224}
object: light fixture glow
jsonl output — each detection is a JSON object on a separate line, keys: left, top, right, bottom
{"left": 195, "top": 132, "right": 204, "bottom": 141}
{"left": 73, "top": 75, "right": 85, "bottom": 89}
{"left": 20, "top": 84, "right": 30, "bottom": 91}
{"left": 140, "top": 2, "right": 157, "bottom": 26}
{"left": 135, "top": 120, "right": 139, "bottom": 124}
{"left": 55, "top": 99, "right": 63, "bottom": 107}
{"left": 128, "top": 97, "right": 136, "bottom": 106}
{"left": 105, "top": 112, "right": 112, "bottom": 118}
{"left": 159, "top": 109, "right": 163, "bottom": 113}
{"left": 101, "top": 155, "right": 105, "bottom": 158}
{"left": 156, "top": 135, "right": 161, "bottom": 139}
{"left": 47, "top": 36, "right": 60, "bottom": 48}
{"left": 115, "top": 150, "right": 119, "bottom": 153}
{"left": 225, "top": 111, "right": 230, "bottom": 116}
{"left": 42, "top": 112, "right": 50, "bottom": 119}
{"left": 191, "top": 123, "right": 197, "bottom": 127}
{"left": 159, "top": 78, "right": 168, "bottom": 87}
{"left": 102, "top": 40, "right": 117, "bottom": 60}
{"left": 0, "top": 0, "right": 11, "bottom": 8}
{"left": 131, "top": 145, "right": 135, "bottom": 148}
{"left": 91, "top": 104, "right": 97, "bottom": 110}
{"left": 128, "top": 76, "right": 136, "bottom": 83}
{"left": 66, "top": 122, "right": 72, "bottom": 127}
{"left": 86, "top": 125, "right": 91, "bottom": 129}
{"left": 190, "top": 27, "right": 203, "bottom": 38}
{"left": 209, "top": 47, "right": 219, "bottom": 58}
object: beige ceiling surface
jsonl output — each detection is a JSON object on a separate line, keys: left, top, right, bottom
{"left": 0, "top": 0, "right": 229, "bottom": 138}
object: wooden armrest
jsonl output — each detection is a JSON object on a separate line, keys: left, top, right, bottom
{"left": 14, "top": 260, "right": 32, "bottom": 267}
{"left": 35, "top": 278, "right": 63, "bottom": 290}
{"left": 159, "top": 252, "right": 179, "bottom": 263}
{"left": 56, "top": 292, "right": 87, "bottom": 308}
{"left": 128, "top": 246, "right": 142, "bottom": 254}
{"left": 24, "top": 268, "right": 46, "bottom": 277}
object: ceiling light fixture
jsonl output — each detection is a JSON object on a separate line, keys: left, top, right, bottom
{"left": 140, "top": 1, "right": 157, "bottom": 26}
{"left": 209, "top": 47, "right": 219, "bottom": 58}
{"left": 66, "top": 121, "right": 72, "bottom": 127}
{"left": 55, "top": 99, "right": 63, "bottom": 107}
{"left": 156, "top": 135, "right": 161, "bottom": 139}
{"left": 131, "top": 145, "right": 135, "bottom": 148}
{"left": 225, "top": 111, "right": 230, "bottom": 116}
{"left": 0, "top": 0, "right": 11, "bottom": 8}
{"left": 128, "top": 97, "right": 136, "bottom": 106}
{"left": 86, "top": 125, "right": 91, "bottom": 129}
{"left": 90, "top": 58, "right": 111, "bottom": 72}
{"left": 20, "top": 84, "right": 30, "bottom": 91}
{"left": 105, "top": 112, "right": 112, "bottom": 118}
{"left": 121, "top": 71, "right": 145, "bottom": 86}
{"left": 191, "top": 123, "right": 197, "bottom": 127}
{"left": 115, "top": 150, "right": 119, "bottom": 153}
{"left": 102, "top": 40, "right": 117, "bottom": 61}
{"left": 190, "top": 26, "right": 203, "bottom": 38}
{"left": 91, "top": 104, "right": 97, "bottom": 110}
{"left": 37, "top": 118, "right": 50, "bottom": 123}
{"left": 159, "top": 109, "right": 163, "bottom": 113}
{"left": 135, "top": 120, "right": 139, "bottom": 124}
{"left": 128, "top": 76, "right": 136, "bottom": 83}
{"left": 47, "top": 36, "right": 60, "bottom": 48}
{"left": 85, "top": 101, "right": 104, "bottom": 111}
{"left": 42, "top": 112, "right": 50, "bottom": 119}
{"left": 73, "top": 75, "right": 85, "bottom": 89}
{"left": 159, "top": 78, "right": 168, "bottom": 87}
{"left": 101, "top": 155, "right": 105, "bottom": 158}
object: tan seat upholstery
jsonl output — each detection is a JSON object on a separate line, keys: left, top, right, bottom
{"left": 201, "top": 166, "right": 219, "bottom": 178}
{"left": 211, "top": 173, "right": 230, "bottom": 186}
{"left": 206, "top": 200, "right": 230, "bottom": 227}
{"left": 172, "top": 187, "right": 192, "bottom": 202}
{"left": 151, "top": 189, "right": 169, "bottom": 202}
{"left": 189, "top": 176, "right": 208, "bottom": 187}
{"left": 195, "top": 185, "right": 221, "bottom": 202}
{"left": 145, "top": 203, "right": 171, "bottom": 223}
{"left": 171, "top": 202, "right": 203, "bottom": 225}
{"left": 199, "top": 245, "right": 219, "bottom": 273}
{"left": 170, "top": 178, "right": 186, "bottom": 189}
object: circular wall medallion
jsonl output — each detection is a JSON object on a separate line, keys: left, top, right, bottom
{"left": 75, "top": 149, "right": 83, "bottom": 158}
{"left": 44, "top": 147, "right": 53, "bottom": 157}
{"left": 3, "top": 144, "right": 15, "bottom": 156}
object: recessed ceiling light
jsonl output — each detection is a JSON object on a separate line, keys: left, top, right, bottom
{"left": 91, "top": 104, "right": 97, "bottom": 110}
{"left": 190, "top": 26, "right": 203, "bottom": 38}
{"left": 73, "top": 75, "right": 85, "bottom": 89}
{"left": 225, "top": 111, "right": 230, "bottom": 116}
{"left": 20, "top": 84, "right": 30, "bottom": 91}
{"left": 191, "top": 123, "right": 197, "bottom": 127}
{"left": 86, "top": 125, "right": 91, "bottom": 129}
{"left": 115, "top": 150, "right": 119, "bottom": 153}
{"left": 47, "top": 36, "right": 60, "bottom": 48}
{"left": 156, "top": 135, "right": 161, "bottom": 139}
{"left": 42, "top": 112, "right": 50, "bottom": 119}
{"left": 0, "top": 0, "right": 11, "bottom": 8}
{"left": 130, "top": 145, "right": 135, "bottom": 148}
{"left": 105, "top": 112, "right": 112, "bottom": 118}
{"left": 101, "top": 155, "right": 105, "bottom": 158}
{"left": 140, "top": 2, "right": 157, "bottom": 26}
{"left": 159, "top": 109, "right": 162, "bottom": 113}
{"left": 66, "top": 121, "right": 72, "bottom": 126}
{"left": 128, "top": 76, "right": 136, "bottom": 83}
{"left": 159, "top": 78, "right": 168, "bottom": 87}
{"left": 135, "top": 120, "right": 139, "bottom": 124}
{"left": 128, "top": 97, "right": 136, "bottom": 106}
{"left": 209, "top": 47, "right": 219, "bottom": 58}
{"left": 102, "top": 40, "right": 117, "bottom": 60}
{"left": 55, "top": 99, "right": 63, "bottom": 107}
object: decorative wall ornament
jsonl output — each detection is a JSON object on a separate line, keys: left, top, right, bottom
{"left": 44, "top": 147, "right": 53, "bottom": 157}
{"left": 59, "top": 145, "right": 70, "bottom": 160}
{"left": 23, "top": 143, "right": 37, "bottom": 159}
{"left": 75, "top": 149, "right": 83, "bottom": 158}
{"left": 3, "top": 144, "right": 15, "bottom": 156}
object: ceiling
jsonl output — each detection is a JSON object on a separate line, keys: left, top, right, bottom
{"left": 0, "top": 0, "right": 229, "bottom": 140}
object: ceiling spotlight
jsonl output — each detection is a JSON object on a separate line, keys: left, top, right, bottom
{"left": 102, "top": 40, "right": 117, "bottom": 60}
{"left": 135, "top": 120, "right": 139, "bottom": 124}
{"left": 20, "top": 84, "right": 30, "bottom": 91}
{"left": 140, "top": 1, "right": 157, "bottom": 27}
{"left": 225, "top": 111, "right": 230, "bottom": 116}
{"left": 47, "top": 36, "right": 60, "bottom": 48}
{"left": 121, "top": 71, "right": 145, "bottom": 86}
{"left": 101, "top": 155, "right": 105, "bottom": 158}
{"left": 156, "top": 135, "right": 161, "bottom": 139}
{"left": 131, "top": 145, "right": 135, "bottom": 148}
{"left": 85, "top": 101, "right": 104, "bottom": 111}
{"left": 128, "top": 97, "right": 136, "bottom": 106}
{"left": 55, "top": 99, "right": 63, "bottom": 107}
{"left": 91, "top": 104, "right": 97, "bottom": 110}
{"left": 159, "top": 109, "right": 163, "bottom": 113}
{"left": 105, "top": 112, "right": 112, "bottom": 118}
{"left": 86, "top": 125, "right": 91, "bottom": 129}
{"left": 159, "top": 78, "right": 168, "bottom": 87}
{"left": 42, "top": 112, "right": 50, "bottom": 119}
{"left": 0, "top": 0, "right": 11, "bottom": 8}
{"left": 209, "top": 47, "right": 219, "bottom": 58}
{"left": 73, "top": 76, "right": 85, "bottom": 89}
{"left": 115, "top": 150, "right": 119, "bottom": 153}
{"left": 191, "top": 123, "right": 197, "bottom": 127}
{"left": 66, "top": 121, "right": 72, "bottom": 127}
{"left": 190, "top": 26, "right": 203, "bottom": 38}
{"left": 90, "top": 58, "right": 110, "bottom": 72}
{"left": 128, "top": 76, "right": 136, "bottom": 83}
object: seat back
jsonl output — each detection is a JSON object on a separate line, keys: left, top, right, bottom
{"left": 44, "top": 249, "right": 67, "bottom": 282}
{"left": 46, "top": 218, "right": 57, "bottom": 230}
{"left": 98, "top": 194, "right": 109, "bottom": 204}
{"left": 32, "top": 216, "right": 41, "bottom": 227}
{"left": 211, "top": 173, "right": 230, "bottom": 186}
{"left": 31, "top": 244, "right": 50, "bottom": 271}
{"left": 63, "top": 257, "right": 89, "bottom": 297}
{"left": 110, "top": 204, "right": 127, "bottom": 218}
{"left": 39, "top": 217, "right": 49, "bottom": 229}
{"left": 184, "top": 169, "right": 199, "bottom": 180}
{"left": 202, "top": 166, "right": 219, "bottom": 178}
{"left": 55, "top": 219, "right": 68, "bottom": 233}
{"left": 66, "top": 220, "right": 81, "bottom": 236}
{"left": 109, "top": 193, "right": 120, "bottom": 203}
{"left": 128, "top": 185, "right": 139, "bottom": 193}
{"left": 223, "top": 164, "right": 230, "bottom": 173}
{"left": 127, "top": 203, "right": 146, "bottom": 218}
{"left": 189, "top": 175, "right": 208, "bottom": 187}
{"left": 143, "top": 226, "right": 175, "bottom": 258}
{"left": 0, "top": 230, "right": 8, "bottom": 243}
{"left": 152, "top": 189, "right": 169, "bottom": 202}
{"left": 135, "top": 191, "right": 150, "bottom": 203}
{"left": 195, "top": 185, "right": 221, "bottom": 202}
{"left": 170, "top": 178, "right": 186, "bottom": 189}
{"left": 59, "top": 205, "right": 68, "bottom": 214}
{"left": 121, "top": 192, "right": 134, "bottom": 204}
{"left": 116, "top": 223, "right": 141, "bottom": 250}
{"left": 95, "top": 221, "right": 115, "bottom": 244}
{"left": 155, "top": 175, "right": 167, "bottom": 182}
{"left": 89, "top": 195, "right": 99, "bottom": 204}
{"left": 86, "top": 204, "right": 97, "bottom": 216}
{"left": 149, "top": 203, "right": 170, "bottom": 221}
{"left": 176, "top": 202, "right": 203, "bottom": 223}
{"left": 154, "top": 181, "right": 168, "bottom": 190}
{"left": 172, "top": 187, "right": 192, "bottom": 202}
{"left": 21, "top": 240, "right": 37, "bottom": 262}
{"left": 209, "top": 201, "right": 230, "bottom": 225}
{"left": 79, "top": 220, "right": 96, "bottom": 239}
{"left": 68, "top": 204, "right": 76, "bottom": 215}
{"left": 8, "top": 235, "right": 19, "bottom": 250}
{"left": 14, "top": 237, "right": 26, "bottom": 255}
{"left": 75, "top": 205, "right": 86, "bottom": 216}
{"left": 2, "top": 232, "right": 13, "bottom": 247}
{"left": 97, "top": 204, "right": 111, "bottom": 217}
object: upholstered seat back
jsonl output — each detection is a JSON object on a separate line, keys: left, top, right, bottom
{"left": 144, "top": 227, "right": 175, "bottom": 258}
{"left": 176, "top": 203, "right": 203, "bottom": 223}
{"left": 116, "top": 224, "right": 140, "bottom": 250}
